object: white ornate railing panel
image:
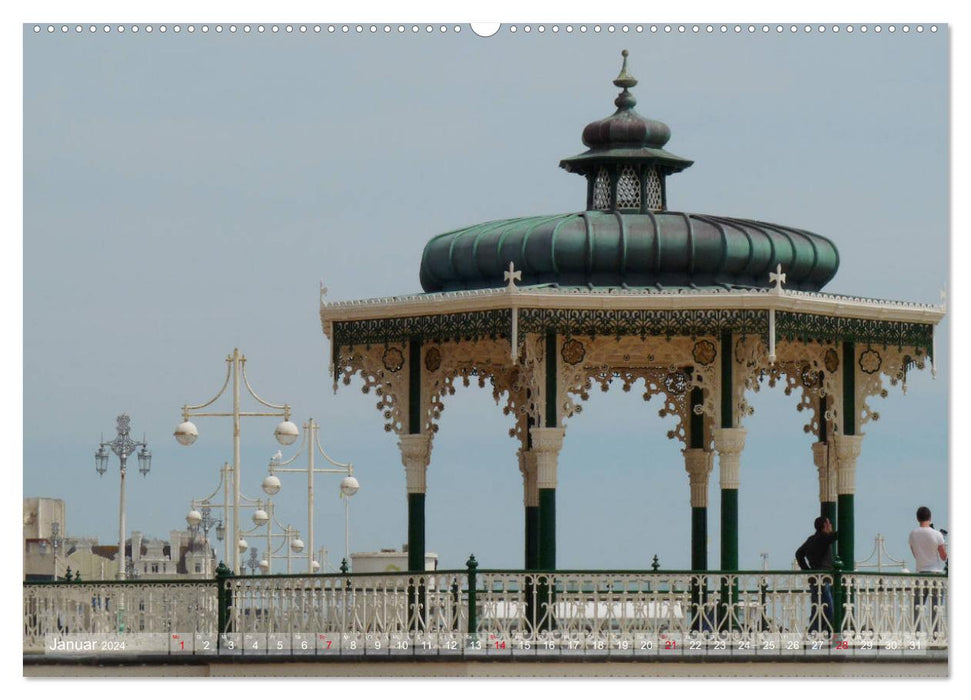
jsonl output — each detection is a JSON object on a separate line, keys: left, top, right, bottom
{"left": 24, "top": 571, "right": 947, "bottom": 657}
{"left": 23, "top": 581, "right": 217, "bottom": 653}
{"left": 840, "top": 573, "right": 947, "bottom": 648}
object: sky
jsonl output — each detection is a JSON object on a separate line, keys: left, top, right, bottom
{"left": 21, "top": 20, "right": 950, "bottom": 577}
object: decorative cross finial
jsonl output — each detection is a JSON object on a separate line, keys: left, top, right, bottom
{"left": 769, "top": 264, "right": 787, "bottom": 294}
{"left": 504, "top": 261, "right": 522, "bottom": 291}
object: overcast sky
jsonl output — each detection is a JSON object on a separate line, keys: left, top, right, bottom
{"left": 22, "top": 22, "right": 948, "bottom": 573}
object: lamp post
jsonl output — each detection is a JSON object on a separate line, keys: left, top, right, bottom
{"left": 268, "top": 526, "right": 304, "bottom": 575}
{"left": 95, "top": 414, "right": 151, "bottom": 581}
{"left": 245, "top": 547, "right": 262, "bottom": 575}
{"left": 265, "top": 418, "right": 359, "bottom": 573}
{"left": 188, "top": 463, "right": 232, "bottom": 566}
{"left": 175, "top": 348, "right": 298, "bottom": 574}
{"left": 50, "top": 522, "right": 62, "bottom": 581}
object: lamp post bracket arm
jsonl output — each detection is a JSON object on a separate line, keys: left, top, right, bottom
{"left": 183, "top": 361, "right": 233, "bottom": 413}
{"left": 314, "top": 430, "right": 352, "bottom": 469}
{"left": 272, "top": 451, "right": 303, "bottom": 469}
{"left": 241, "top": 364, "right": 289, "bottom": 412}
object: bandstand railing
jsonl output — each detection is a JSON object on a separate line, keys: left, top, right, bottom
{"left": 23, "top": 567, "right": 947, "bottom": 658}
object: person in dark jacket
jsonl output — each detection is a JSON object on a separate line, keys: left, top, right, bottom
{"left": 795, "top": 517, "right": 838, "bottom": 634}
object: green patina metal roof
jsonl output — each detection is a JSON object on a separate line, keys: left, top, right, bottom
{"left": 559, "top": 49, "right": 693, "bottom": 176}
{"left": 420, "top": 211, "right": 839, "bottom": 293}
{"left": 417, "top": 50, "right": 839, "bottom": 294}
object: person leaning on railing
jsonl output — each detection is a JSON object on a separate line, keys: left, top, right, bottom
{"left": 908, "top": 506, "right": 947, "bottom": 634}
{"left": 795, "top": 516, "right": 838, "bottom": 635}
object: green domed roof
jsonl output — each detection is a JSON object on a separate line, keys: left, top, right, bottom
{"left": 418, "top": 51, "right": 840, "bottom": 294}
{"left": 419, "top": 212, "right": 839, "bottom": 293}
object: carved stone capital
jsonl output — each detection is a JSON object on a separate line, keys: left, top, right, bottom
{"left": 833, "top": 434, "right": 864, "bottom": 495}
{"left": 713, "top": 427, "right": 747, "bottom": 489}
{"left": 683, "top": 448, "right": 714, "bottom": 508}
{"left": 811, "top": 442, "right": 837, "bottom": 503}
{"left": 519, "top": 449, "right": 539, "bottom": 507}
{"left": 530, "top": 427, "right": 565, "bottom": 489}
{"left": 398, "top": 433, "right": 433, "bottom": 494}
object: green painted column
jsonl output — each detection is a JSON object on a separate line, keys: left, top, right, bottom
{"left": 834, "top": 434, "right": 863, "bottom": 572}
{"left": 531, "top": 427, "right": 565, "bottom": 571}
{"left": 538, "top": 489, "right": 556, "bottom": 570}
{"left": 525, "top": 506, "right": 539, "bottom": 569}
{"left": 687, "top": 387, "right": 708, "bottom": 571}
{"left": 404, "top": 340, "right": 426, "bottom": 574}
{"left": 521, "top": 443, "right": 540, "bottom": 570}
{"left": 534, "top": 334, "right": 561, "bottom": 571}
{"left": 715, "top": 331, "right": 745, "bottom": 572}
{"left": 407, "top": 493, "right": 425, "bottom": 572}
{"left": 836, "top": 343, "right": 862, "bottom": 572}
{"left": 720, "top": 490, "right": 738, "bottom": 570}
{"left": 684, "top": 448, "right": 711, "bottom": 571}
{"left": 822, "top": 501, "right": 837, "bottom": 526}
{"left": 691, "top": 508, "right": 707, "bottom": 570}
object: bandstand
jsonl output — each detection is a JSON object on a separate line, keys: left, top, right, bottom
{"left": 320, "top": 50, "right": 944, "bottom": 578}
{"left": 23, "top": 51, "right": 948, "bottom": 667}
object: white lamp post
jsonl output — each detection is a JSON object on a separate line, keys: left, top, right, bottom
{"left": 266, "top": 418, "right": 359, "bottom": 573}
{"left": 175, "top": 348, "right": 297, "bottom": 574}
{"left": 95, "top": 414, "right": 151, "bottom": 581}
{"left": 188, "top": 463, "right": 232, "bottom": 567}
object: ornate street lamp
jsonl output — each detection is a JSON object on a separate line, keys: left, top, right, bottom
{"left": 50, "top": 522, "right": 62, "bottom": 581}
{"left": 175, "top": 348, "right": 296, "bottom": 574}
{"left": 266, "top": 418, "right": 360, "bottom": 573}
{"left": 95, "top": 414, "right": 151, "bottom": 581}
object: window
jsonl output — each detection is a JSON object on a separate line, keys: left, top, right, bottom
{"left": 616, "top": 166, "right": 641, "bottom": 209}
{"left": 645, "top": 167, "right": 663, "bottom": 210}
{"left": 593, "top": 168, "right": 611, "bottom": 210}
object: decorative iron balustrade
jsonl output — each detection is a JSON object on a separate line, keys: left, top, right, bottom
{"left": 23, "top": 580, "right": 218, "bottom": 654}
{"left": 23, "top": 569, "right": 946, "bottom": 658}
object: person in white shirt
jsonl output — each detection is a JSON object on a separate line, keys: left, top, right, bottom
{"left": 909, "top": 506, "right": 947, "bottom": 572}
{"left": 908, "top": 506, "right": 947, "bottom": 633}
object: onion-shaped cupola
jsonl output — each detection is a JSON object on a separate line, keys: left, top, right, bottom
{"left": 419, "top": 51, "right": 840, "bottom": 294}
{"left": 559, "top": 50, "right": 693, "bottom": 213}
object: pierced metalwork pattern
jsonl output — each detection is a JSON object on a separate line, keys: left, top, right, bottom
{"left": 840, "top": 574, "right": 947, "bottom": 646}
{"left": 23, "top": 571, "right": 948, "bottom": 654}
{"left": 226, "top": 573, "right": 467, "bottom": 637}
{"left": 645, "top": 166, "right": 663, "bottom": 210}
{"left": 556, "top": 336, "right": 718, "bottom": 444}
{"left": 422, "top": 339, "right": 518, "bottom": 436}
{"left": 856, "top": 345, "right": 921, "bottom": 428}
{"left": 775, "top": 312, "right": 935, "bottom": 359}
{"left": 336, "top": 343, "right": 410, "bottom": 434}
{"left": 474, "top": 571, "right": 838, "bottom": 645}
{"left": 593, "top": 168, "right": 611, "bottom": 210}
{"left": 616, "top": 166, "right": 641, "bottom": 209}
{"left": 23, "top": 582, "right": 218, "bottom": 652}
{"left": 333, "top": 309, "right": 512, "bottom": 350}
{"left": 759, "top": 340, "right": 842, "bottom": 438}
{"left": 519, "top": 308, "right": 770, "bottom": 344}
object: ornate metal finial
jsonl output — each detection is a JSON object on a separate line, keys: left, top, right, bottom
{"left": 339, "top": 558, "right": 349, "bottom": 574}
{"left": 116, "top": 414, "right": 131, "bottom": 436}
{"left": 614, "top": 49, "right": 637, "bottom": 89}
{"left": 651, "top": 554, "right": 660, "bottom": 571}
{"left": 504, "top": 261, "right": 521, "bottom": 291}
{"left": 769, "top": 264, "right": 787, "bottom": 294}
{"left": 613, "top": 50, "right": 638, "bottom": 110}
